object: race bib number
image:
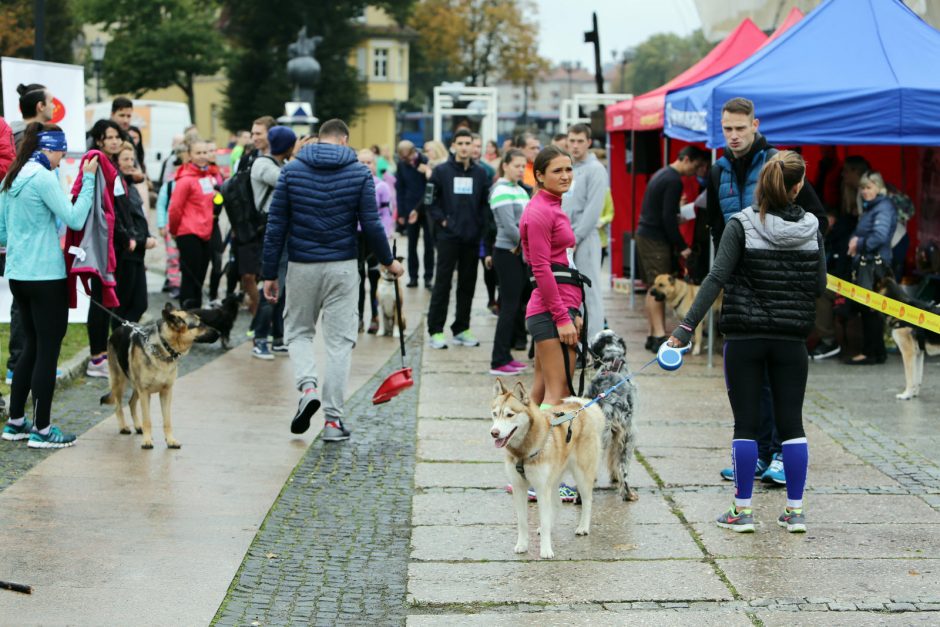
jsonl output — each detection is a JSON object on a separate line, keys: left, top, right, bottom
{"left": 453, "top": 177, "right": 473, "bottom": 195}
{"left": 113, "top": 177, "right": 125, "bottom": 197}
{"left": 199, "top": 177, "right": 215, "bottom": 194}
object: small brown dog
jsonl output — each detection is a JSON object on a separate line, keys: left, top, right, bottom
{"left": 649, "top": 274, "right": 722, "bottom": 354}
{"left": 377, "top": 260, "right": 406, "bottom": 337}
{"left": 100, "top": 304, "right": 219, "bottom": 448}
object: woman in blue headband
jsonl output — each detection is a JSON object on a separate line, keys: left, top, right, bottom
{"left": 0, "top": 122, "right": 99, "bottom": 449}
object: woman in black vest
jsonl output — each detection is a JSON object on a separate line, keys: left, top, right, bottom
{"left": 667, "top": 151, "right": 826, "bottom": 535}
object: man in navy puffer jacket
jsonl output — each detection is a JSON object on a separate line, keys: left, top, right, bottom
{"left": 262, "top": 119, "right": 404, "bottom": 441}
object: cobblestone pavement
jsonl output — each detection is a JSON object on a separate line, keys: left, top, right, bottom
{"left": 212, "top": 333, "right": 422, "bottom": 627}
{"left": 0, "top": 291, "right": 251, "bottom": 493}
{"left": 406, "top": 285, "right": 940, "bottom": 625}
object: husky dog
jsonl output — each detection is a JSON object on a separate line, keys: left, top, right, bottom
{"left": 101, "top": 303, "right": 219, "bottom": 449}
{"left": 490, "top": 378, "right": 605, "bottom": 559}
{"left": 587, "top": 330, "right": 640, "bottom": 501}
{"left": 377, "top": 259, "right": 406, "bottom": 337}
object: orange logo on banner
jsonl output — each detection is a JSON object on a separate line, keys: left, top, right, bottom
{"left": 881, "top": 299, "right": 888, "bottom": 311}
{"left": 919, "top": 313, "right": 926, "bottom": 325}
{"left": 50, "top": 98, "right": 66, "bottom": 124}
{"left": 850, "top": 287, "right": 856, "bottom": 298}
{"left": 865, "top": 293, "right": 871, "bottom": 304}
{"left": 899, "top": 306, "right": 906, "bottom": 318}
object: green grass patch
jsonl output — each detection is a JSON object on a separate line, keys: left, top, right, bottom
{"left": 0, "top": 323, "right": 88, "bottom": 396}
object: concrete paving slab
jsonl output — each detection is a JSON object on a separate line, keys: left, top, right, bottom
{"left": 718, "top": 558, "right": 940, "bottom": 601}
{"left": 412, "top": 491, "right": 674, "bottom": 527}
{"left": 643, "top": 449, "right": 897, "bottom": 488}
{"left": 672, "top": 493, "right": 940, "bottom": 525}
{"left": 408, "top": 561, "right": 732, "bottom": 604}
{"left": 413, "top": 460, "right": 656, "bottom": 489}
{"left": 408, "top": 610, "right": 754, "bottom": 626}
{"left": 694, "top": 523, "right": 940, "bottom": 559}
{"left": 756, "top": 611, "right": 940, "bottom": 626}
{"left": 411, "top": 520, "right": 702, "bottom": 561}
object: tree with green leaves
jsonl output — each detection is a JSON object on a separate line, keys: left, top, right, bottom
{"left": 617, "top": 30, "right": 714, "bottom": 95}
{"left": 220, "top": 0, "right": 414, "bottom": 133}
{"left": 406, "top": 0, "right": 548, "bottom": 109}
{"left": 78, "top": 0, "right": 224, "bottom": 119}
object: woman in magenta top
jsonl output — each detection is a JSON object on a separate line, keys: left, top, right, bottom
{"left": 519, "top": 146, "right": 583, "bottom": 406}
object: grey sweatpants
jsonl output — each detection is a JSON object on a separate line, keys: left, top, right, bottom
{"left": 284, "top": 259, "right": 359, "bottom": 421}
{"left": 574, "top": 230, "right": 604, "bottom": 341}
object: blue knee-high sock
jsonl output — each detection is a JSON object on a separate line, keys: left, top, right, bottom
{"left": 782, "top": 437, "right": 809, "bottom": 509}
{"left": 732, "top": 439, "right": 758, "bottom": 507}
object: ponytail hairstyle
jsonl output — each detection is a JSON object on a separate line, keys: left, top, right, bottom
{"left": 498, "top": 148, "right": 526, "bottom": 179}
{"left": 532, "top": 145, "right": 571, "bottom": 188}
{"left": 17, "top": 83, "right": 48, "bottom": 119}
{"left": 754, "top": 150, "right": 805, "bottom": 222}
{"left": 2, "top": 122, "right": 61, "bottom": 192}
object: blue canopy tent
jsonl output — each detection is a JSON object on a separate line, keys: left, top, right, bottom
{"left": 664, "top": 0, "right": 940, "bottom": 147}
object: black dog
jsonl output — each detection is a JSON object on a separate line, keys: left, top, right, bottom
{"left": 187, "top": 292, "right": 243, "bottom": 349}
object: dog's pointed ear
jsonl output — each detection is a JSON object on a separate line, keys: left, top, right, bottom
{"left": 162, "top": 304, "right": 184, "bottom": 330}
{"left": 669, "top": 274, "right": 677, "bottom": 284}
{"left": 493, "top": 377, "right": 510, "bottom": 396}
{"left": 512, "top": 380, "right": 530, "bottom": 406}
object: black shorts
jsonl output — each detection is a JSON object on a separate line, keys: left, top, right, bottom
{"left": 236, "top": 239, "right": 261, "bottom": 277}
{"left": 526, "top": 307, "right": 581, "bottom": 343}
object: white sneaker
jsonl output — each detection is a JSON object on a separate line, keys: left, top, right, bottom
{"left": 85, "top": 358, "right": 109, "bottom": 379}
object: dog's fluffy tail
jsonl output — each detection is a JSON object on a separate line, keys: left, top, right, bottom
{"left": 99, "top": 391, "right": 114, "bottom": 405}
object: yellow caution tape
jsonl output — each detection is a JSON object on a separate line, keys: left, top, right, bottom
{"left": 827, "top": 274, "right": 940, "bottom": 334}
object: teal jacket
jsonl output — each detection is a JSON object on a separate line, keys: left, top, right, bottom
{"left": 0, "top": 163, "right": 95, "bottom": 281}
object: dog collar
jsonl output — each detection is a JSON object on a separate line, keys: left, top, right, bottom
{"left": 148, "top": 332, "right": 182, "bottom": 362}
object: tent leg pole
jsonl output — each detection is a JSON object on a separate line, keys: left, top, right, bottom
{"left": 707, "top": 148, "right": 718, "bottom": 369}
{"left": 629, "top": 238, "right": 636, "bottom": 309}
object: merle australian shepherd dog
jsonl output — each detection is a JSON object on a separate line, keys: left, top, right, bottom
{"left": 587, "top": 330, "right": 640, "bottom": 501}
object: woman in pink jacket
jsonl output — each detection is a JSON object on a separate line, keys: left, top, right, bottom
{"left": 168, "top": 139, "right": 222, "bottom": 308}
{"left": 519, "top": 146, "right": 583, "bottom": 407}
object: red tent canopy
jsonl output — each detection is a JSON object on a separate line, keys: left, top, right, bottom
{"left": 761, "top": 7, "right": 804, "bottom": 48}
{"left": 606, "top": 18, "right": 767, "bottom": 133}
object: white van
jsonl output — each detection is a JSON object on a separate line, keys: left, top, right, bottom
{"left": 85, "top": 100, "right": 192, "bottom": 182}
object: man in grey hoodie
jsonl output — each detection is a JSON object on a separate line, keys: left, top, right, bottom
{"left": 562, "top": 123, "right": 608, "bottom": 341}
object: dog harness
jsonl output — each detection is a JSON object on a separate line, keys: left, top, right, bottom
{"left": 514, "top": 449, "right": 541, "bottom": 479}
{"left": 527, "top": 263, "right": 592, "bottom": 397}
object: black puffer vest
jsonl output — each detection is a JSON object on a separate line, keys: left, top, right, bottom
{"left": 720, "top": 205, "right": 820, "bottom": 338}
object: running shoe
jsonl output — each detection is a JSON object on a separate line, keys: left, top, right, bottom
{"left": 271, "top": 341, "right": 289, "bottom": 355}
{"left": 291, "top": 389, "right": 321, "bottom": 434}
{"left": 508, "top": 360, "right": 528, "bottom": 372}
{"left": 777, "top": 507, "right": 806, "bottom": 533}
{"left": 429, "top": 333, "right": 448, "bottom": 349}
{"left": 321, "top": 419, "right": 351, "bottom": 442}
{"left": 761, "top": 452, "right": 786, "bottom": 485}
{"left": 489, "top": 363, "right": 521, "bottom": 376}
{"left": 85, "top": 358, "right": 109, "bottom": 379}
{"left": 715, "top": 505, "right": 755, "bottom": 533}
{"left": 720, "top": 458, "right": 769, "bottom": 482}
{"left": 251, "top": 340, "right": 275, "bottom": 361}
{"left": 559, "top": 483, "right": 579, "bottom": 503}
{"left": 1, "top": 418, "right": 33, "bottom": 441}
{"left": 452, "top": 330, "right": 480, "bottom": 347}
{"left": 27, "top": 426, "right": 77, "bottom": 449}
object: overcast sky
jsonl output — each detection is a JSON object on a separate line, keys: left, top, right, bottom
{"left": 536, "top": 0, "right": 703, "bottom": 68}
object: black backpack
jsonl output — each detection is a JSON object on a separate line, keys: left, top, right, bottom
{"left": 219, "top": 154, "right": 275, "bottom": 243}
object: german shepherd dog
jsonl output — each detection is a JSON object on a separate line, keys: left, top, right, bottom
{"left": 101, "top": 303, "right": 219, "bottom": 448}
{"left": 377, "top": 258, "right": 406, "bottom": 337}
{"left": 876, "top": 276, "right": 940, "bottom": 400}
{"left": 649, "top": 274, "right": 722, "bottom": 355}
{"left": 188, "top": 292, "right": 242, "bottom": 349}
{"left": 588, "top": 330, "right": 639, "bottom": 501}
{"left": 490, "top": 378, "right": 605, "bottom": 559}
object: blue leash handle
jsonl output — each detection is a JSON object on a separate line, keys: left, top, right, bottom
{"left": 550, "top": 355, "right": 658, "bottom": 426}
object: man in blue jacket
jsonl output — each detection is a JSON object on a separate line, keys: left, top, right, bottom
{"left": 262, "top": 119, "right": 404, "bottom": 441}
{"left": 425, "top": 128, "right": 490, "bottom": 349}
{"left": 395, "top": 140, "right": 434, "bottom": 289}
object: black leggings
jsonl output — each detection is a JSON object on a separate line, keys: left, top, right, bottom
{"left": 8, "top": 279, "right": 68, "bottom": 430}
{"left": 113, "top": 259, "right": 148, "bottom": 327}
{"left": 491, "top": 248, "right": 525, "bottom": 368}
{"left": 723, "top": 339, "right": 808, "bottom": 442}
{"left": 87, "top": 277, "right": 110, "bottom": 355}
{"left": 177, "top": 233, "right": 211, "bottom": 309}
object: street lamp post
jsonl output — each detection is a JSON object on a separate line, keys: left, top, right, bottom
{"left": 90, "top": 38, "right": 107, "bottom": 103}
{"left": 618, "top": 48, "right": 636, "bottom": 94}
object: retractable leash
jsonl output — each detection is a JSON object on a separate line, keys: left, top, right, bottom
{"left": 550, "top": 341, "right": 693, "bottom": 442}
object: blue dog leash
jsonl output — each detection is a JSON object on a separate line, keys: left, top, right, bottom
{"left": 550, "top": 341, "right": 693, "bottom": 442}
